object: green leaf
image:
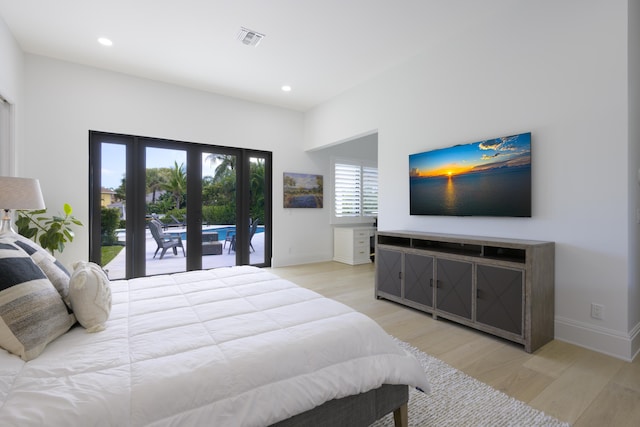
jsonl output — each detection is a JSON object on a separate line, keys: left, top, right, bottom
{"left": 16, "top": 203, "right": 83, "bottom": 255}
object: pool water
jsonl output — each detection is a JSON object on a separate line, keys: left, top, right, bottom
{"left": 174, "top": 226, "right": 264, "bottom": 241}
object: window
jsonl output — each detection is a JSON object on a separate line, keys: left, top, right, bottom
{"left": 332, "top": 158, "right": 378, "bottom": 224}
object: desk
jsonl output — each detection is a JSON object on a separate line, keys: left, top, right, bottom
{"left": 333, "top": 226, "right": 375, "bottom": 265}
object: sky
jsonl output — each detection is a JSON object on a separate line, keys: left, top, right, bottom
{"left": 409, "top": 132, "right": 531, "bottom": 179}
{"left": 284, "top": 173, "right": 322, "bottom": 189}
{"left": 100, "top": 144, "right": 220, "bottom": 189}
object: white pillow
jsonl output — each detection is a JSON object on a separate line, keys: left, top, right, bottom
{"left": 69, "top": 261, "right": 112, "bottom": 333}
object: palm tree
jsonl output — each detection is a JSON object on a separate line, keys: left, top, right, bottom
{"left": 249, "top": 158, "right": 265, "bottom": 221}
{"left": 146, "top": 168, "right": 166, "bottom": 203}
{"left": 163, "top": 161, "right": 187, "bottom": 210}
{"left": 114, "top": 176, "right": 126, "bottom": 201}
{"left": 205, "top": 154, "right": 236, "bottom": 182}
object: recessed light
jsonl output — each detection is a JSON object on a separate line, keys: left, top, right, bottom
{"left": 281, "top": 85, "right": 292, "bottom": 92}
{"left": 98, "top": 37, "right": 113, "bottom": 47}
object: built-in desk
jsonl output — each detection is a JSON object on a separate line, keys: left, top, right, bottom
{"left": 333, "top": 226, "right": 375, "bottom": 265}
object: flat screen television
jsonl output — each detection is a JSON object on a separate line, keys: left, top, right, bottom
{"left": 409, "top": 132, "right": 531, "bottom": 217}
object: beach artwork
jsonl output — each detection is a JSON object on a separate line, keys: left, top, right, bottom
{"left": 283, "top": 172, "right": 323, "bottom": 208}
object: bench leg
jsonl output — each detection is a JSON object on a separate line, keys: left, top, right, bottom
{"left": 393, "top": 403, "right": 408, "bottom": 427}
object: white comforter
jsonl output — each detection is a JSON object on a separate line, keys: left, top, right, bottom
{"left": 0, "top": 266, "right": 429, "bottom": 426}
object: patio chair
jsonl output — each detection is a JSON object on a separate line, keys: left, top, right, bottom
{"left": 149, "top": 213, "right": 183, "bottom": 230}
{"left": 165, "top": 214, "right": 185, "bottom": 228}
{"left": 149, "top": 219, "right": 185, "bottom": 259}
{"left": 225, "top": 218, "right": 259, "bottom": 254}
{"left": 249, "top": 218, "right": 259, "bottom": 252}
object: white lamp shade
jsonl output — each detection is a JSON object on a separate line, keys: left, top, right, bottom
{"left": 0, "top": 177, "right": 46, "bottom": 210}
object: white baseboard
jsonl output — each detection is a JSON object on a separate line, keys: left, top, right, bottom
{"left": 271, "top": 254, "right": 333, "bottom": 268}
{"left": 555, "top": 316, "right": 638, "bottom": 361}
{"left": 630, "top": 321, "right": 640, "bottom": 361}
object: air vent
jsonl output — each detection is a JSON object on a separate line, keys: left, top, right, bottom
{"left": 236, "top": 27, "right": 265, "bottom": 47}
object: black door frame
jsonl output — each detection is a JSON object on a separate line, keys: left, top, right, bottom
{"left": 89, "top": 130, "right": 272, "bottom": 278}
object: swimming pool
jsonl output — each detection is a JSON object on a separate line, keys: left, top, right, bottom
{"left": 170, "top": 226, "right": 264, "bottom": 241}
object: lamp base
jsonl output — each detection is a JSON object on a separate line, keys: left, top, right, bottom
{"left": 0, "top": 209, "right": 17, "bottom": 234}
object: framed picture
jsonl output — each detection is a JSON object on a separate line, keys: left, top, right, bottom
{"left": 283, "top": 172, "right": 323, "bottom": 208}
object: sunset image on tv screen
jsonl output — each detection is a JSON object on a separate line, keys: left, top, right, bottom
{"left": 409, "top": 132, "right": 531, "bottom": 217}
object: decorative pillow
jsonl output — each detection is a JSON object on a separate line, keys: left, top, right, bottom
{"left": 69, "top": 261, "right": 112, "bottom": 333}
{"left": 0, "top": 238, "right": 75, "bottom": 361}
{"left": 11, "top": 235, "right": 71, "bottom": 305}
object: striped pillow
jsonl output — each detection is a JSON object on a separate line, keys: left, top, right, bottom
{"left": 0, "top": 238, "right": 75, "bottom": 361}
{"left": 10, "top": 235, "right": 72, "bottom": 305}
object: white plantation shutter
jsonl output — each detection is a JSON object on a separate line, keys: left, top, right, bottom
{"left": 335, "top": 163, "right": 361, "bottom": 217}
{"left": 333, "top": 160, "right": 378, "bottom": 221}
{"left": 362, "top": 166, "right": 378, "bottom": 216}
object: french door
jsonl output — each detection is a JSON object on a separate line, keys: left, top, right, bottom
{"left": 89, "top": 131, "right": 271, "bottom": 279}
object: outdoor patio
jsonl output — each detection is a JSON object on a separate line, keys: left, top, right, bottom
{"left": 103, "top": 227, "right": 265, "bottom": 280}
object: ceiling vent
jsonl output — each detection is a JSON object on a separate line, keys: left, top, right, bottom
{"left": 236, "top": 27, "right": 265, "bottom": 47}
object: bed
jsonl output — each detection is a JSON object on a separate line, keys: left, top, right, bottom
{"left": 0, "top": 235, "right": 429, "bottom": 427}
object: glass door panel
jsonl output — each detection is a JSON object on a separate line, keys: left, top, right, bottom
{"left": 99, "top": 142, "right": 127, "bottom": 280}
{"left": 201, "top": 151, "right": 237, "bottom": 269}
{"left": 249, "top": 155, "right": 266, "bottom": 265}
{"left": 145, "top": 147, "right": 187, "bottom": 275}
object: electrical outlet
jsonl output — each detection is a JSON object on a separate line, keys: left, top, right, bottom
{"left": 591, "top": 303, "right": 604, "bottom": 320}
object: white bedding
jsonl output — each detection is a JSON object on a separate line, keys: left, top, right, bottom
{"left": 0, "top": 266, "right": 429, "bottom": 426}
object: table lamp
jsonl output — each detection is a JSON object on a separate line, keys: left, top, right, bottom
{"left": 0, "top": 176, "right": 46, "bottom": 234}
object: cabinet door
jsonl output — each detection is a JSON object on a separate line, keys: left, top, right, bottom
{"left": 476, "top": 265, "right": 523, "bottom": 335}
{"left": 404, "top": 253, "right": 434, "bottom": 308}
{"left": 436, "top": 258, "right": 472, "bottom": 319}
{"left": 376, "top": 248, "right": 402, "bottom": 298}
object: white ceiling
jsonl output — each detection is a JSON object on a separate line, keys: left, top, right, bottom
{"left": 0, "top": 0, "right": 510, "bottom": 111}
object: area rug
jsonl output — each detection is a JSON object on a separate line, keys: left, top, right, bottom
{"left": 371, "top": 339, "right": 570, "bottom": 427}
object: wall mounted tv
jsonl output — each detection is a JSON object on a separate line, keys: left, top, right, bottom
{"left": 409, "top": 132, "right": 531, "bottom": 217}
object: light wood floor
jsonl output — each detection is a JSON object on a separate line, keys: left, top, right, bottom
{"left": 268, "top": 261, "right": 640, "bottom": 427}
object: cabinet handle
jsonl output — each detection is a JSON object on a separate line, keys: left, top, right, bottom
{"left": 398, "top": 271, "right": 402, "bottom": 280}
{"left": 477, "top": 289, "right": 482, "bottom": 299}
{"left": 429, "top": 278, "right": 433, "bottom": 287}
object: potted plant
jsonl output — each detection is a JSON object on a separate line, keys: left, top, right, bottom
{"left": 15, "top": 203, "right": 83, "bottom": 256}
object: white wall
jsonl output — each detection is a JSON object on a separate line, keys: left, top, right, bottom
{"left": 19, "top": 55, "right": 340, "bottom": 268}
{"left": 305, "top": 1, "right": 637, "bottom": 360}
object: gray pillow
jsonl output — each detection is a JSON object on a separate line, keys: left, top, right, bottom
{"left": 11, "top": 235, "right": 71, "bottom": 305}
{"left": 0, "top": 238, "right": 75, "bottom": 361}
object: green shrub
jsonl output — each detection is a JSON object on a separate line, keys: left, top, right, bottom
{"left": 101, "top": 207, "right": 121, "bottom": 245}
